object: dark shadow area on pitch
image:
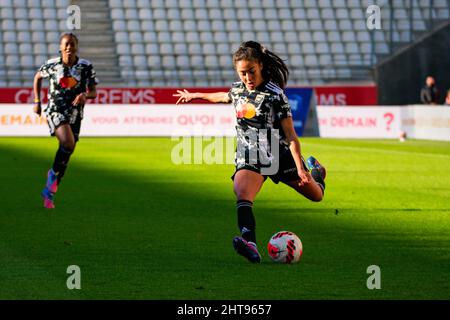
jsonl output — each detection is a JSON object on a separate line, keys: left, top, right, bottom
{"left": 0, "top": 141, "right": 449, "bottom": 299}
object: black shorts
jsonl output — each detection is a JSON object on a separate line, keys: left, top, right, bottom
{"left": 45, "top": 105, "right": 83, "bottom": 142}
{"left": 231, "top": 148, "right": 308, "bottom": 184}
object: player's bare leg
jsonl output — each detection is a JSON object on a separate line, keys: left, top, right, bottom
{"left": 285, "top": 174, "right": 324, "bottom": 202}
{"left": 285, "top": 156, "right": 326, "bottom": 202}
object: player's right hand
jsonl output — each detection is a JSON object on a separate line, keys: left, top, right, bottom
{"left": 33, "top": 102, "right": 41, "bottom": 116}
{"left": 173, "top": 89, "right": 194, "bottom": 105}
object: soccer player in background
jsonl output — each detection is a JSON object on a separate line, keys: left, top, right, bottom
{"left": 174, "top": 41, "right": 326, "bottom": 263}
{"left": 33, "top": 33, "right": 98, "bottom": 209}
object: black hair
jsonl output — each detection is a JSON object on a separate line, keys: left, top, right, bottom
{"left": 233, "top": 41, "right": 289, "bottom": 89}
{"left": 59, "top": 32, "right": 79, "bottom": 45}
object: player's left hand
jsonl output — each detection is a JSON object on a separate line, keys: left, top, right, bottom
{"left": 297, "top": 168, "right": 312, "bottom": 186}
{"left": 72, "top": 93, "right": 87, "bottom": 106}
{"left": 33, "top": 102, "right": 42, "bottom": 116}
{"left": 173, "top": 89, "right": 194, "bottom": 105}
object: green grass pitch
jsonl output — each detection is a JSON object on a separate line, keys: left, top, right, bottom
{"left": 0, "top": 137, "right": 449, "bottom": 299}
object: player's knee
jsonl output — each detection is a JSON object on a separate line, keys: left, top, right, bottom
{"left": 60, "top": 142, "right": 75, "bottom": 154}
{"left": 310, "top": 192, "right": 323, "bottom": 202}
{"left": 234, "top": 188, "right": 254, "bottom": 202}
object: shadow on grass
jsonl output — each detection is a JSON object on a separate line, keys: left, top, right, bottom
{"left": 0, "top": 139, "right": 449, "bottom": 300}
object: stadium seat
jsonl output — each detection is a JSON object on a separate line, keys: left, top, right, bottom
{"left": 6, "top": 55, "right": 20, "bottom": 66}
{"left": 5, "top": 43, "right": 18, "bottom": 55}
{"left": 134, "top": 55, "right": 147, "bottom": 67}
{"left": 324, "top": 20, "right": 338, "bottom": 30}
{"left": 342, "top": 31, "right": 356, "bottom": 42}
{"left": 290, "top": 54, "right": 304, "bottom": 67}
{"left": 321, "top": 8, "right": 334, "bottom": 19}
{"left": 35, "top": 55, "right": 48, "bottom": 66}
{"left": 302, "top": 43, "right": 315, "bottom": 54}
{"left": 190, "top": 55, "right": 204, "bottom": 69}
{"left": 200, "top": 32, "right": 214, "bottom": 43}
{"left": 42, "top": 8, "right": 57, "bottom": 19}
{"left": 19, "top": 43, "right": 33, "bottom": 55}
{"left": 20, "top": 55, "right": 34, "bottom": 68}
{"left": 254, "top": 31, "right": 269, "bottom": 43}
{"left": 117, "top": 44, "right": 131, "bottom": 55}
{"left": 316, "top": 43, "right": 330, "bottom": 54}
{"left": 264, "top": 8, "right": 277, "bottom": 19}
{"left": 113, "top": 20, "right": 126, "bottom": 31}
{"left": 143, "top": 32, "right": 157, "bottom": 43}
{"left": 46, "top": 31, "right": 59, "bottom": 43}
{"left": 157, "top": 32, "right": 171, "bottom": 43}
{"left": 360, "top": 43, "right": 372, "bottom": 54}
{"left": 160, "top": 43, "right": 173, "bottom": 55}
{"left": 141, "top": 21, "right": 155, "bottom": 31}
{"left": 188, "top": 43, "right": 202, "bottom": 55}
{"left": 3, "top": 31, "right": 17, "bottom": 43}
{"left": 130, "top": 32, "right": 143, "bottom": 43}
{"left": 111, "top": 8, "right": 124, "bottom": 20}
{"left": 292, "top": 8, "right": 306, "bottom": 19}
{"left": 331, "top": 43, "right": 345, "bottom": 54}
{"left": 305, "top": 55, "right": 319, "bottom": 66}
{"left": 2, "top": 20, "right": 15, "bottom": 31}
{"left": 183, "top": 20, "right": 197, "bottom": 32}
{"left": 228, "top": 31, "right": 241, "bottom": 43}
{"left": 281, "top": 20, "right": 295, "bottom": 32}
{"left": 123, "top": 0, "right": 137, "bottom": 9}
{"left": 205, "top": 55, "right": 219, "bottom": 68}
{"left": 211, "top": 25, "right": 224, "bottom": 38}
{"left": 119, "top": 55, "right": 133, "bottom": 67}
{"left": 115, "top": 32, "right": 129, "bottom": 43}
{"left": 310, "top": 20, "right": 324, "bottom": 31}
{"left": 375, "top": 43, "right": 389, "bottom": 54}
{"left": 1, "top": 0, "right": 447, "bottom": 87}
{"left": 287, "top": 43, "right": 301, "bottom": 55}
{"left": 197, "top": 20, "right": 210, "bottom": 31}
{"left": 273, "top": 43, "right": 287, "bottom": 56}
{"left": 345, "top": 43, "right": 359, "bottom": 54}
{"left": 202, "top": 43, "right": 217, "bottom": 55}
{"left": 176, "top": 55, "right": 190, "bottom": 69}
{"left": 279, "top": 8, "right": 292, "bottom": 19}
{"left": 319, "top": 54, "right": 332, "bottom": 66}
{"left": 162, "top": 57, "right": 176, "bottom": 71}
{"left": 47, "top": 43, "right": 59, "bottom": 56}
{"left": 299, "top": 32, "right": 312, "bottom": 42}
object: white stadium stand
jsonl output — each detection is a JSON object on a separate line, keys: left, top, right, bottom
{"left": 0, "top": 0, "right": 448, "bottom": 86}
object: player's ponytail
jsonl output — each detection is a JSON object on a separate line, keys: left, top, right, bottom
{"left": 233, "top": 41, "right": 289, "bottom": 89}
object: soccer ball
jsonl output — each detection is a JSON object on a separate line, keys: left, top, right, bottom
{"left": 267, "top": 231, "right": 303, "bottom": 264}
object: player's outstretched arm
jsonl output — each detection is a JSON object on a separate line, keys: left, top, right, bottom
{"left": 173, "top": 89, "right": 231, "bottom": 105}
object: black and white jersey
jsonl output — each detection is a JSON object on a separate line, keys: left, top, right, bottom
{"left": 228, "top": 81, "right": 293, "bottom": 170}
{"left": 39, "top": 56, "right": 98, "bottom": 112}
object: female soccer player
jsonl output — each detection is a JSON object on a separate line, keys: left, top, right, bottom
{"left": 173, "top": 41, "right": 326, "bottom": 263}
{"left": 33, "top": 33, "right": 98, "bottom": 209}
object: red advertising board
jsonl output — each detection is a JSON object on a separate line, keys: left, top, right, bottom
{"left": 314, "top": 85, "right": 378, "bottom": 106}
{"left": 0, "top": 86, "right": 377, "bottom": 105}
{"left": 0, "top": 88, "right": 224, "bottom": 104}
